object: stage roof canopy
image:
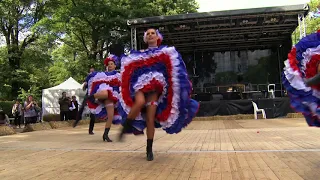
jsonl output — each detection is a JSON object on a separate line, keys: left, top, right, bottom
{"left": 127, "top": 4, "right": 309, "bottom": 52}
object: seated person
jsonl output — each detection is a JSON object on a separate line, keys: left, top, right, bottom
{"left": 0, "top": 111, "right": 10, "bottom": 126}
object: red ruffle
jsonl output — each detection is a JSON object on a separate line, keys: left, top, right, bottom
{"left": 288, "top": 48, "right": 301, "bottom": 74}
{"left": 121, "top": 53, "right": 174, "bottom": 122}
{"left": 87, "top": 89, "right": 118, "bottom": 109}
{"left": 89, "top": 79, "right": 120, "bottom": 95}
{"left": 305, "top": 54, "right": 320, "bottom": 90}
{"left": 140, "top": 79, "right": 164, "bottom": 95}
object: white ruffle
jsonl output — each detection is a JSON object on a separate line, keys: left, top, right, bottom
{"left": 283, "top": 60, "right": 311, "bottom": 92}
{"left": 120, "top": 47, "right": 182, "bottom": 128}
{"left": 133, "top": 72, "right": 167, "bottom": 102}
{"left": 87, "top": 72, "right": 120, "bottom": 94}
{"left": 301, "top": 45, "right": 320, "bottom": 73}
{"left": 284, "top": 45, "right": 320, "bottom": 99}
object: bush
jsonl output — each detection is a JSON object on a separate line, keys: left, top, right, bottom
{"left": 0, "top": 101, "right": 15, "bottom": 117}
{"left": 43, "top": 114, "right": 61, "bottom": 122}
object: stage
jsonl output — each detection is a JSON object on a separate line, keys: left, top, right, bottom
{"left": 197, "top": 97, "right": 294, "bottom": 118}
{"left": 2, "top": 119, "right": 320, "bottom": 180}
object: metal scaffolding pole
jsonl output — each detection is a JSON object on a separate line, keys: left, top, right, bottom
{"left": 130, "top": 27, "right": 137, "bottom": 50}
{"left": 298, "top": 13, "right": 306, "bottom": 39}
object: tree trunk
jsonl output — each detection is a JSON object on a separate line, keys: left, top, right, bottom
{"left": 8, "top": 47, "right": 22, "bottom": 99}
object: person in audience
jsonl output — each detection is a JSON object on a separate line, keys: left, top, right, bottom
{"left": 12, "top": 99, "right": 22, "bottom": 128}
{"left": 0, "top": 111, "right": 10, "bottom": 126}
{"left": 59, "top": 92, "right": 70, "bottom": 121}
{"left": 69, "top": 96, "right": 78, "bottom": 120}
{"left": 24, "top": 95, "right": 39, "bottom": 125}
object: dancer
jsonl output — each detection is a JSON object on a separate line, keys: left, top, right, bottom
{"left": 74, "top": 66, "right": 96, "bottom": 135}
{"left": 76, "top": 55, "right": 122, "bottom": 142}
{"left": 282, "top": 30, "right": 320, "bottom": 126}
{"left": 118, "top": 28, "right": 199, "bottom": 161}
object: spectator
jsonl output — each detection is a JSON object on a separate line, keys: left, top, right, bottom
{"left": 59, "top": 92, "right": 70, "bottom": 121}
{"left": 69, "top": 96, "right": 78, "bottom": 120}
{"left": 0, "top": 111, "right": 10, "bottom": 126}
{"left": 23, "top": 95, "right": 39, "bottom": 125}
{"left": 12, "top": 99, "right": 23, "bottom": 128}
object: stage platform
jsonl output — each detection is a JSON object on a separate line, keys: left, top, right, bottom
{"left": 198, "top": 97, "right": 294, "bottom": 118}
{"left": 1, "top": 118, "right": 320, "bottom": 180}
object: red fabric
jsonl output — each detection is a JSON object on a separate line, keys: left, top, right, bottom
{"left": 288, "top": 48, "right": 301, "bottom": 74}
{"left": 140, "top": 79, "right": 164, "bottom": 95}
{"left": 104, "top": 57, "right": 115, "bottom": 66}
{"left": 89, "top": 79, "right": 120, "bottom": 96}
{"left": 157, "top": 39, "right": 162, "bottom": 46}
{"left": 121, "top": 53, "right": 173, "bottom": 122}
{"left": 305, "top": 54, "right": 320, "bottom": 90}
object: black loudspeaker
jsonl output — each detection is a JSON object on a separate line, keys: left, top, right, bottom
{"left": 109, "top": 43, "right": 124, "bottom": 57}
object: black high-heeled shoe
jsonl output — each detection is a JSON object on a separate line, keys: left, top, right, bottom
{"left": 103, "top": 134, "right": 112, "bottom": 142}
{"left": 118, "top": 119, "right": 133, "bottom": 141}
{"left": 146, "top": 151, "right": 154, "bottom": 161}
{"left": 146, "top": 139, "right": 154, "bottom": 161}
{"left": 103, "top": 128, "right": 112, "bottom": 142}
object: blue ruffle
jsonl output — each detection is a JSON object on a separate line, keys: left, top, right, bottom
{"left": 119, "top": 46, "right": 199, "bottom": 134}
{"left": 295, "top": 31, "right": 320, "bottom": 69}
{"left": 85, "top": 70, "right": 121, "bottom": 123}
{"left": 282, "top": 31, "right": 320, "bottom": 127}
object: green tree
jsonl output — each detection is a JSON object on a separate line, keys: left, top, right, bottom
{"left": 0, "top": 0, "right": 59, "bottom": 98}
{"left": 41, "top": 0, "right": 199, "bottom": 84}
{"left": 292, "top": 0, "right": 320, "bottom": 44}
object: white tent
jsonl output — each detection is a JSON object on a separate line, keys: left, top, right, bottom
{"left": 41, "top": 77, "right": 86, "bottom": 116}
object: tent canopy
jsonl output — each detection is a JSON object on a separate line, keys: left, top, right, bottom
{"left": 47, "top": 77, "right": 82, "bottom": 90}
{"left": 42, "top": 77, "right": 86, "bottom": 116}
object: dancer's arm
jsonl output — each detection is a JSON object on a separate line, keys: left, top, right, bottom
{"left": 305, "top": 73, "right": 320, "bottom": 86}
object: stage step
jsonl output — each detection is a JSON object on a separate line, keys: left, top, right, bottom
{"left": 194, "top": 113, "right": 303, "bottom": 121}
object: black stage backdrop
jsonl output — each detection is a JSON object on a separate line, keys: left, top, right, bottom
{"left": 197, "top": 97, "right": 294, "bottom": 118}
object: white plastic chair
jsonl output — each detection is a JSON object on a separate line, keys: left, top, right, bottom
{"left": 268, "top": 84, "right": 276, "bottom": 98}
{"left": 252, "top": 101, "right": 266, "bottom": 119}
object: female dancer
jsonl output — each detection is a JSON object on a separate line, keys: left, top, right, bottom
{"left": 85, "top": 54, "right": 122, "bottom": 142}
{"left": 282, "top": 30, "right": 320, "bottom": 126}
{"left": 118, "top": 28, "right": 199, "bottom": 161}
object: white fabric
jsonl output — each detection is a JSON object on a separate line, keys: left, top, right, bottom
{"left": 87, "top": 72, "right": 121, "bottom": 95}
{"left": 301, "top": 45, "right": 320, "bottom": 73}
{"left": 88, "top": 81, "right": 120, "bottom": 115}
{"left": 283, "top": 46, "right": 320, "bottom": 99}
{"left": 42, "top": 77, "right": 86, "bottom": 117}
{"left": 133, "top": 72, "right": 167, "bottom": 102}
{"left": 120, "top": 47, "right": 182, "bottom": 128}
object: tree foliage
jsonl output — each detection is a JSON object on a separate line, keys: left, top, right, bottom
{"left": 292, "top": 0, "right": 320, "bottom": 44}
{"left": 0, "top": 0, "right": 199, "bottom": 101}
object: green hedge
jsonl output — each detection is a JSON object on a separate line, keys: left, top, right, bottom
{"left": 0, "top": 101, "right": 15, "bottom": 117}
{"left": 43, "top": 114, "right": 61, "bottom": 122}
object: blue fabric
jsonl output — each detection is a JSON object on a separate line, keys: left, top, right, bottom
{"left": 282, "top": 31, "right": 320, "bottom": 127}
{"left": 119, "top": 46, "right": 199, "bottom": 134}
{"left": 85, "top": 70, "right": 121, "bottom": 123}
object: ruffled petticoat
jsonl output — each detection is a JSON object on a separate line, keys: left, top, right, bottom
{"left": 86, "top": 71, "right": 122, "bottom": 124}
{"left": 118, "top": 46, "right": 199, "bottom": 134}
{"left": 282, "top": 30, "right": 320, "bottom": 126}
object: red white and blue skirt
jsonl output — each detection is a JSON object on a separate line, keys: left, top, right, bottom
{"left": 282, "top": 30, "right": 320, "bottom": 126}
{"left": 86, "top": 71, "right": 122, "bottom": 124}
{"left": 118, "top": 46, "right": 200, "bottom": 134}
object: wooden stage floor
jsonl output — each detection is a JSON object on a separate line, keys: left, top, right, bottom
{"left": 1, "top": 118, "right": 320, "bottom": 180}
